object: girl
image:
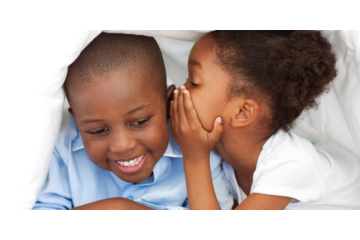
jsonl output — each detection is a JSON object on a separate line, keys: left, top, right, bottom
{"left": 170, "top": 30, "right": 360, "bottom": 210}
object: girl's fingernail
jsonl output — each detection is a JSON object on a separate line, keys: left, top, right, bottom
{"left": 184, "top": 90, "right": 188, "bottom": 94}
{"left": 171, "top": 101, "right": 173, "bottom": 104}
{"left": 180, "top": 85, "right": 185, "bottom": 89}
{"left": 174, "top": 89, "right": 178, "bottom": 94}
{"left": 218, "top": 117, "right": 222, "bottom": 123}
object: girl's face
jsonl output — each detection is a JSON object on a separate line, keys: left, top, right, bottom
{"left": 184, "top": 34, "right": 232, "bottom": 132}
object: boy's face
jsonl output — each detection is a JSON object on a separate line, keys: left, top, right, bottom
{"left": 184, "top": 34, "right": 232, "bottom": 132}
{"left": 69, "top": 67, "right": 169, "bottom": 183}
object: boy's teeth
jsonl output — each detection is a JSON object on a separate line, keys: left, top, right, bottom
{"left": 117, "top": 154, "right": 144, "bottom": 167}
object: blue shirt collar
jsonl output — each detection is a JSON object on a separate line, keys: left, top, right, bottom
{"left": 62, "top": 117, "right": 84, "bottom": 152}
{"left": 163, "top": 120, "right": 182, "bottom": 157}
{"left": 149, "top": 121, "right": 183, "bottom": 184}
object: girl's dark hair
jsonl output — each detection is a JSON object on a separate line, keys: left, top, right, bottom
{"left": 212, "top": 30, "right": 337, "bottom": 132}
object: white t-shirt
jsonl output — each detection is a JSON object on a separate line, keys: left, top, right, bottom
{"left": 222, "top": 130, "right": 360, "bottom": 209}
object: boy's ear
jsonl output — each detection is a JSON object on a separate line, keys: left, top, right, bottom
{"left": 166, "top": 84, "right": 176, "bottom": 119}
{"left": 231, "top": 99, "right": 259, "bottom": 128}
{"left": 68, "top": 108, "right": 74, "bottom": 116}
{"left": 167, "top": 84, "right": 175, "bottom": 101}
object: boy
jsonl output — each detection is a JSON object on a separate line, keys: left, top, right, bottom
{"left": 33, "top": 33, "right": 233, "bottom": 210}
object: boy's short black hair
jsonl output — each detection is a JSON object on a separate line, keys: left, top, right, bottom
{"left": 65, "top": 33, "right": 167, "bottom": 103}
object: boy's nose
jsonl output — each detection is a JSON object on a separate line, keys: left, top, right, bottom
{"left": 108, "top": 130, "right": 137, "bottom": 154}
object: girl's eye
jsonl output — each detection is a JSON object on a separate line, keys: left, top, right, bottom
{"left": 131, "top": 118, "right": 151, "bottom": 127}
{"left": 88, "top": 128, "right": 109, "bottom": 135}
{"left": 190, "top": 81, "right": 199, "bottom": 87}
{"left": 186, "top": 78, "right": 199, "bottom": 87}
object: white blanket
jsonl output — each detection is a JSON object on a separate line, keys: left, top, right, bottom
{"left": 1, "top": 30, "right": 359, "bottom": 209}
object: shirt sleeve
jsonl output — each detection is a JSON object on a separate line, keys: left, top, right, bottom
{"left": 251, "top": 151, "right": 324, "bottom": 202}
{"left": 32, "top": 149, "right": 73, "bottom": 210}
{"left": 209, "top": 150, "right": 234, "bottom": 210}
{"left": 211, "top": 162, "right": 234, "bottom": 210}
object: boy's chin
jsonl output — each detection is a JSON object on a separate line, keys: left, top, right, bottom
{"left": 116, "top": 170, "right": 154, "bottom": 184}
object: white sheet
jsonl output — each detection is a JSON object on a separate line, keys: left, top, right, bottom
{"left": 1, "top": 30, "right": 359, "bottom": 209}
{"left": 1, "top": 30, "right": 101, "bottom": 210}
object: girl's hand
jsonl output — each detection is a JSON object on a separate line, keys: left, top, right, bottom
{"left": 170, "top": 85, "right": 223, "bottom": 161}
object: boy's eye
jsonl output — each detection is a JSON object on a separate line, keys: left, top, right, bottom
{"left": 88, "top": 128, "right": 109, "bottom": 135}
{"left": 131, "top": 117, "right": 151, "bottom": 127}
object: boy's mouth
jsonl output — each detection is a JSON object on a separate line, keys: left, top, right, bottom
{"left": 113, "top": 152, "right": 148, "bottom": 174}
{"left": 117, "top": 153, "right": 144, "bottom": 167}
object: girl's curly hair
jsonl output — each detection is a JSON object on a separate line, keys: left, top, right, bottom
{"left": 212, "top": 30, "right": 337, "bottom": 132}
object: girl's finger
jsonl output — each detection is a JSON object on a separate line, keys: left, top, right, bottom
{"left": 183, "top": 89, "right": 202, "bottom": 128}
{"left": 177, "top": 85, "right": 188, "bottom": 126}
{"left": 209, "top": 117, "right": 224, "bottom": 142}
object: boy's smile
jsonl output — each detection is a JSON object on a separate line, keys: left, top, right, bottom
{"left": 112, "top": 152, "right": 148, "bottom": 174}
{"left": 68, "top": 67, "right": 169, "bottom": 183}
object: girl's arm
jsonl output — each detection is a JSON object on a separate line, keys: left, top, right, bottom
{"left": 171, "top": 86, "right": 292, "bottom": 210}
{"left": 235, "top": 194, "right": 292, "bottom": 210}
{"left": 170, "top": 86, "right": 223, "bottom": 210}
{"left": 183, "top": 155, "right": 222, "bottom": 210}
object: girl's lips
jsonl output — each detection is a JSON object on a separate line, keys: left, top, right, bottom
{"left": 113, "top": 152, "right": 148, "bottom": 174}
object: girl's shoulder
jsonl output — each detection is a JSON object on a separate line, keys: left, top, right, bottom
{"left": 261, "top": 130, "right": 317, "bottom": 162}
{"left": 252, "top": 130, "right": 325, "bottom": 202}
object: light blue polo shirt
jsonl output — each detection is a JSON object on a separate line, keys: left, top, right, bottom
{"left": 33, "top": 117, "right": 233, "bottom": 210}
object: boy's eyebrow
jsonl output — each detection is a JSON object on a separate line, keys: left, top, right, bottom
{"left": 80, "top": 104, "right": 151, "bottom": 125}
{"left": 81, "top": 119, "right": 104, "bottom": 125}
{"left": 189, "top": 60, "right": 202, "bottom": 69}
{"left": 125, "top": 104, "right": 151, "bottom": 115}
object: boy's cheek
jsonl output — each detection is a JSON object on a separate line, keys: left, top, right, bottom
{"left": 83, "top": 141, "right": 107, "bottom": 165}
{"left": 141, "top": 125, "right": 169, "bottom": 155}
{"left": 143, "top": 127, "right": 168, "bottom": 148}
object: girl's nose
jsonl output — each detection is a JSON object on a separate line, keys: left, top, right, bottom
{"left": 184, "top": 81, "right": 191, "bottom": 89}
{"left": 108, "top": 129, "right": 137, "bottom": 154}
